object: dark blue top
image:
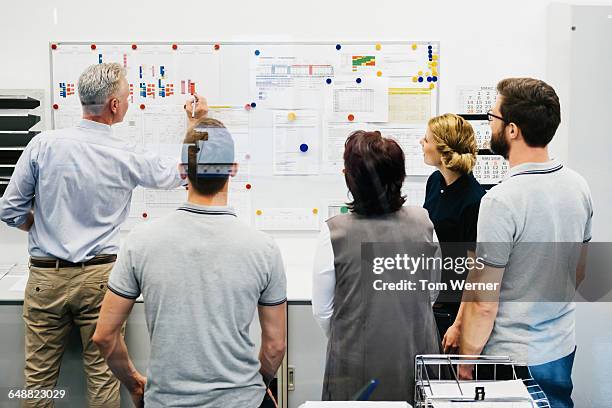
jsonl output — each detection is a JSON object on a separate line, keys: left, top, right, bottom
{"left": 423, "top": 171, "right": 486, "bottom": 306}
{"left": 423, "top": 170, "right": 486, "bottom": 244}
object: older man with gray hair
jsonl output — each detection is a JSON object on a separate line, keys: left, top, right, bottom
{"left": 0, "top": 62, "right": 206, "bottom": 407}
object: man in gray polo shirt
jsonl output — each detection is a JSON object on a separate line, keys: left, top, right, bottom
{"left": 92, "top": 115, "right": 287, "bottom": 407}
{"left": 456, "top": 78, "right": 592, "bottom": 408}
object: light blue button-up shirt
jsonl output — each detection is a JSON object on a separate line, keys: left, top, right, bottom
{"left": 0, "top": 119, "right": 183, "bottom": 262}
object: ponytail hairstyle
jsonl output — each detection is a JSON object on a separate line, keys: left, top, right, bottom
{"left": 427, "top": 113, "right": 478, "bottom": 174}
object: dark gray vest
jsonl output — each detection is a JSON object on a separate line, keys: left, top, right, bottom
{"left": 322, "top": 207, "right": 441, "bottom": 405}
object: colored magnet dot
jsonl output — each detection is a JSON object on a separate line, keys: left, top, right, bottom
{"left": 427, "top": 77, "right": 432, "bottom": 82}
{"left": 356, "top": 78, "right": 362, "bottom": 84}
{"left": 340, "top": 206, "right": 349, "bottom": 214}
{"left": 172, "top": 44, "right": 178, "bottom": 50}
{"left": 256, "top": 210, "right": 263, "bottom": 216}
{"left": 429, "top": 83, "right": 435, "bottom": 89}
{"left": 244, "top": 103, "right": 252, "bottom": 110}
{"left": 90, "top": 44, "right": 97, "bottom": 50}
{"left": 433, "top": 54, "right": 438, "bottom": 60}
{"left": 214, "top": 44, "right": 220, "bottom": 50}
{"left": 418, "top": 70, "right": 423, "bottom": 75}
{"left": 431, "top": 61, "right": 438, "bottom": 67}
{"left": 246, "top": 183, "right": 252, "bottom": 190}
{"left": 139, "top": 104, "right": 145, "bottom": 110}
{"left": 412, "top": 76, "right": 418, "bottom": 82}
{"left": 326, "top": 78, "right": 332, "bottom": 84}
{"left": 335, "top": 44, "right": 342, "bottom": 50}
{"left": 432, "top": 70, "right": 438, "bottom": 76}
{"left": 312, "top": 208, "right": 319, "bottom": 215}
{"left": 254, "top": 49, "right": 260, "bottom": 56}
{"left": 432, "top": 76, "right": 438, "bottom": 82}
{"left": 376, "top": 71, "right": 383, "bottom": 77}
{"left": 250, "top": 102, "right": 256, "bottom": 108}
{"left": 142, "top": 212, "right": 148, "bottom": 219}
{"left": 411, "top": 43, "right": 418, "bottom": 50}
{"left": 51, "top": 43, "right": 57, "bottom": 50}
{"left": 288, "top": 112, "right": 297, "bottom": 121}
{"left": 131, "top": 44, "right": 138, "bottom": 50}
{"left": 347, "top": 114, "right": 355, "bottom": 121}
{"left": 52, "top": 104, "right": 59, "bottom": 110}
{"left": 299, "top": 143, "right": 309, "bottom": 152}
{"left": 418, "top": 77, "right": 424, "bottom": 83}
{"left": 428, "top": 45, "right": 433, "bottom": 50}
{"left": 375, "top": 43, "right": 382, "bottom": 51}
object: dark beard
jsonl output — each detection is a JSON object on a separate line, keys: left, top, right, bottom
{"left": 490, "top": 129, "right": 510, "bottom": 159}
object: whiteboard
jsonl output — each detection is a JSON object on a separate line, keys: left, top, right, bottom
{"left": 49, "top": 41, "right": 440, "bottom": 234}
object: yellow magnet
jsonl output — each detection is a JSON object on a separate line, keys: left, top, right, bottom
{"left": 256, "top": 210, "right": 263, "bottom": 216}
{"left": 412, "top": 76, "right": 418, "bottom": 82}
{"left": 418, "top": 70, "right": 423, "bottom": 75}
{"left": 375, "top": 43, "right": 382, "bottom": 51}
{"left": 376, "top": 70, "right": 383, "bottom": 77}
{"left": 288, "top": 112, "right": 297, "bottom": 121}
{"left": 312, "top": 208, "right": 319, "bottom": 215}
{"left": 411, "top": 43, "right": 417, "bottom": 50}
{"left": 429, "top": 83, "right": 435, "bottom": 89}
{"left": 433, "top": 54, "right": 438, "bottom": 60}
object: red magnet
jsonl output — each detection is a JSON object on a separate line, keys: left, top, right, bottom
{"left": 142, "top": 212, "right": 148, "bottom": 219}
{"left": 348, "top": 114, "right": 355, "bottom": 121}
{"left": 244, "top": 103, "right": 252, "bottom": 111}
{"left": 246, "top": 183, "right": 252, "bottom": 190}
{"left": 131, "top": 44, "right": 138, "bottom": 50}
{"left": 172, "top": 44, "right": 178, "bottom": 50}
{"left": 214, "top": 44, "right": 220, "bottom": 50}
{"left": 90, "top": 44, "right": 97, "bottom": 50}
{"left": 140, "top": 104, "right": 145, "bottom": 110}
{"left": 51, "top": 43, "right": 57, "bottom": 50}
{"left": 52, "top": 104, "right": 59, "bottom": 110}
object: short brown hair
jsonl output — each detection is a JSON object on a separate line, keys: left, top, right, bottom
{"left": 343, "top": 130, "right": 406, "bottom": 215}
{"left": 183, "top": 117, "right": 231, "bottom": 196}
{"left": 497, "top": 78, "right": 561, "bottom": 147}
{"left": 428, "top": 113, "right": 477, "bottom": 174}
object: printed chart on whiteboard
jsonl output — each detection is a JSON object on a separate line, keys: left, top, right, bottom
{"left": 50, "top": 41, "right": 440, "bottom": 232}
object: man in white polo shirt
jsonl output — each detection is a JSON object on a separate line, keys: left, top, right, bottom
{"left": 456, "top": 78, "right": 592, "bottom": 408}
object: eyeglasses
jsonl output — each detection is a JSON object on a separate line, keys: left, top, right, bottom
{"left": 487, "top": 110, "right": 506, "bottom": 123}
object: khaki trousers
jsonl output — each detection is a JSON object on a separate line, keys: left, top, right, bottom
{"left": 22, "top": 262, "right": 121, "bottom": 408}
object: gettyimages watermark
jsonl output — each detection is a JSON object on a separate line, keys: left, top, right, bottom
{"left": 361, "top": 242, "right": 612, "bottom": 302}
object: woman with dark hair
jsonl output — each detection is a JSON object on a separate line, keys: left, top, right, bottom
{"left": 312, "top": 130, "right": 440, "bottom": 404}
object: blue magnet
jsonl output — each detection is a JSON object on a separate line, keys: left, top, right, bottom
{"left": 418, "top": 77, "right": 424, "bottom": 82}
{"left": 335, "top": 44, "right": 342, "bottom": 50}
{"left": 428, "top": 45, "right": 432, "bottom": 50}
{"left": 250, "top": 102, "right": 257, "bottom": 108}
{"left": 356, "top": 78, "right": 362, "bottom": 84}
{"left": 300, "top": 143, "right": 309, "bottom": 152}
{"left": 254, "top": 49, "right": 260, "bottom": 56}
{"left": 427, "top": 77, "right": 432, "bottom": 82}
{"left": 326, "top": 78, "right": 332, "bottom": 84}
{"left": 432, "top": 76, "right": 438, "bottom": 82}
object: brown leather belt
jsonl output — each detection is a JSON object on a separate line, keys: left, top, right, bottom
{"left": 29, "top": 254, "right": 117, "bottom": 269}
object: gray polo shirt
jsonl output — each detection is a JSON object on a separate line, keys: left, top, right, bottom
{"left": 108, "top": 202, "right": 287, "bottom": 407}
{"left": 476, "top": 159, "right": 592, "bottom": 365}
